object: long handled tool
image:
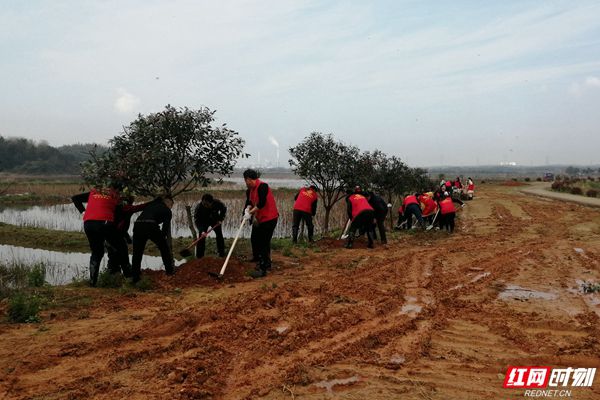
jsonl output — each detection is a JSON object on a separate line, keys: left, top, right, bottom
{"left": 179, "top": 222, "right": 221, "bottom": 257}
{"left": 426, "top": 209, "right": 440, "bottom": 231}
{"left": 340, "top": 219, "right": 351, "bottom": 240}
{"left": 208, "top": 218, "right": 247, "bottom": 279}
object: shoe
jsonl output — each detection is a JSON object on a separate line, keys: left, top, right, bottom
{"left": 249, "top": 269, "right": 267, "bottom": 279}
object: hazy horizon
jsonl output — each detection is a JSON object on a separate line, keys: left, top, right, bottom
{"left": 2, "top": 1, "right": 599, "bottom": 167}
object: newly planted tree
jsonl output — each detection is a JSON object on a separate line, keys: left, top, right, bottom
{"left": 289, "top": 132, "right": 366, "bottom": 232}
{"left": 81, "top": 105, "right": 246, "bottom": 257}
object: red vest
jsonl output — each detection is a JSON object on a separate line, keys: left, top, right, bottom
{"left": 439, "top": 198, "right": 455, "bottom": 215}
{"left": 419, "top": 195, "right": 437, "bottom": 216}
{"left": 83, "top": 188, "right": 120, "bottom": 222}
{"left": 249, "top": 180, "right": 279, "bottom": 223}
{"left": 349, "top": 194, "right": 373, "bottom": 220}
{"left": 468, "top": 182, "right": 475, "bottom": 191}
{"left": 403, "top": 195, "right": 418, "bottom": 206}
{"left": 455, "top": 181, "right": 463, "bottom": 188}
{"left": 293, "top": 188, "right": 317, "bottom": 214}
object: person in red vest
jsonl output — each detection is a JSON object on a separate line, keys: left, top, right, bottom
{"left": 105, "top": 195, "right": 149, "bottom": 277}
{"left": 437, "top": 192, "right": 465, "bottom": 233}
{"left": 444, "top": 180, "right": 453, "bottom": 190}
{"left": 418, "top": 192, "right": 438, "bottom": 225}
{"left": 292, "top": 185, "right": 318, "bottom": 243}
{"left": 402, "top": 192, "right": 425, "bottom": 229}
{"left": 345, "top": 189, "right": 375, "bottom": 249}
{"left": 467, "top": 177, "right": 475, "bottom": 200}
{"left": 244, "top": 169, "right": 279, "bottom": 278}
{"left": 71, "top": 182, "right": 128, "bottom": 286}
{"left": 454, "top": 177, "right": 463, "bottom": 189}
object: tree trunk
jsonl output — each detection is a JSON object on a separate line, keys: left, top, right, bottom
{"left": 185, "top": 205, "right": 197, "bottom": 240}
{"left": 324, "top": 207, "right": 331, "bottom": 232}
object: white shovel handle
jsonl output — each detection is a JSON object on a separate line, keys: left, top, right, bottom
{"left": 340, "top": 219, "right": 351, "bottom": 239}
{"left": 218, "top": 218, "right": 246, "bottom": 276}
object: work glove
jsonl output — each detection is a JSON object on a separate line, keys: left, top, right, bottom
{"left": 243, "top": 207, "right": 252, "bottom": 221}
{"left": 461, "top": 204, "right": 466, "bottom": 208}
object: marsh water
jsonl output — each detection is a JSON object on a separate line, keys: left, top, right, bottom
{"left": 0, "top": 244, "right": 177, "bottom": 285}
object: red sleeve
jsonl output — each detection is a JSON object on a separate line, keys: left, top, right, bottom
{"left": 123, "top": 202, "right": 151, "bottom": 214}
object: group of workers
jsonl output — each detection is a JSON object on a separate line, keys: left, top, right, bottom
{"left": 72, "top": 171, "right": 474, "bottom": 286}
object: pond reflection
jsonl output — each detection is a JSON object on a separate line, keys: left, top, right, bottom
{"left": 0, "top": 244, "right": 175, "bottom": 286}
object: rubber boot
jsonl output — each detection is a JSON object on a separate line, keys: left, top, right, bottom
{"left": 367, "top": 231, "right": 375, "bottom": 249}
{"left": 345, "top": 235, "right": 354, "bottom": 249}
{"left": 292, "top": 227, "right": 298, "bottom": 244}
{"left": 89, "top": 260, "right": 100, "bottom": 287}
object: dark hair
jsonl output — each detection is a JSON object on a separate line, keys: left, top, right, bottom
{"left": 243, "top": 169, "right": 259, "bottom": 180}
{"left": 109, "top": 180, "right": 124, "bottom": 191}
{"left": 201, "top": 193, "right": 214, "bottom": 202}
{"left": 309, "top": 185, "right": 317, "bottom": 191}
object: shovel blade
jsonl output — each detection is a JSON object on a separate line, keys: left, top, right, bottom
{"left": 179, "top": 248, "right": 192, "bottom": 258}
{"left": 208, "top": 271, "right": 223, "bottom": 280}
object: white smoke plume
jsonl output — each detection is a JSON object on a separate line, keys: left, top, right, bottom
{"left": 268, "top": 136, "right": 280, "bottom": 148}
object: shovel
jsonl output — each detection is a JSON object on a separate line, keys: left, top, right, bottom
{"left": 208, "top": 218, "right": 247, "bottom": 279}
{"left": 426, "top": 209, "right": 440, "bottom": 231}
{"left": 178, "top": 222, "right": 221, "bottom": 258}
{"left": 340, "top": 219, "right": 351, "bottom": 240}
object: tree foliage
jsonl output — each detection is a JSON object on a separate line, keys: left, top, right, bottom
{"left": 290, "top": 132, "right": 434, "bottom": 232}
{"left": 289, "top": 132, "right": 367, "bottom": 231}
{"left": 0, "top": 136, "right": 105, "bottom": 174}
{"left": 82, "top": 105, "right": 246, "bottom": 197}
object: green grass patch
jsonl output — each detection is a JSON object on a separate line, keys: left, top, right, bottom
{"left": 7, "top": 291, "right": 41, "bottom": 323}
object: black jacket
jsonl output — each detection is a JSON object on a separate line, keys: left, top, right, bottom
{"left": 368, "top": 193, "right": 388, "bottom": 217}
{"left": 135, "top": 198, "right": 172, "bottom": 235}
{"left": 194, "top": 199, "right": 227, "bottom": 228}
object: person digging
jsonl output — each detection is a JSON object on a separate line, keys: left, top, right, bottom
{"left": 344, "top": 189, "right": 376, "bottom": 249}
{"left": 243, "top": 169, "right": 279, "bottom": 278}
{"left": 193, "top": 193, "right": 227, "bottom": 258}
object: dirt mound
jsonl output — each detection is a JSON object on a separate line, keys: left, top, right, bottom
{"left": 143, "top": 257, "right": 252, "bottom": 289}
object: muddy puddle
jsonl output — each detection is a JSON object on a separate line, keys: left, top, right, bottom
{"left": 314, "top": 376, "right": 360, "bottom": 394}
{"left": 498, "top": 284, "right": 558, "bottom": 301}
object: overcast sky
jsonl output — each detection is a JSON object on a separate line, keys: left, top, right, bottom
{"left": 1, "top": 0, "right": 599, "bottom": 167}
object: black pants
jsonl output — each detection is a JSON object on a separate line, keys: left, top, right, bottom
{"left": 132, "top": 222, "right": 173, "bottom": 280}
{"left": 84, "top": 220, "right": 128, "bottom": 270}
{"left": 292, "top": 210, "right": 314, "bottom": 242}
{"left": 195, "top": 223, "right": 225, "bottom": 258}
{"left": 106, "top": 233, "right": 132, "bottom": 276}
{"left": 396, "top": 213, "right": 406, "bottom": 229}
{"left": 373, "top": 210, "right": 388, "bottom": 243}
{"left": 404, "top": 204, "right": 424, "bottom": 229}
{"left": 348, "top": 210, "right": 375, "bottom": 247}
{"left": 439, "top": 212, "right": 456, "bottom": 233}
{"left": 251, "top": 218, "right": 277, "bottom": 270}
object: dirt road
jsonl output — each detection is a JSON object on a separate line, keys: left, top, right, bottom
{"left": 1, "top": 183, "right": 599, "bottom": 399}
